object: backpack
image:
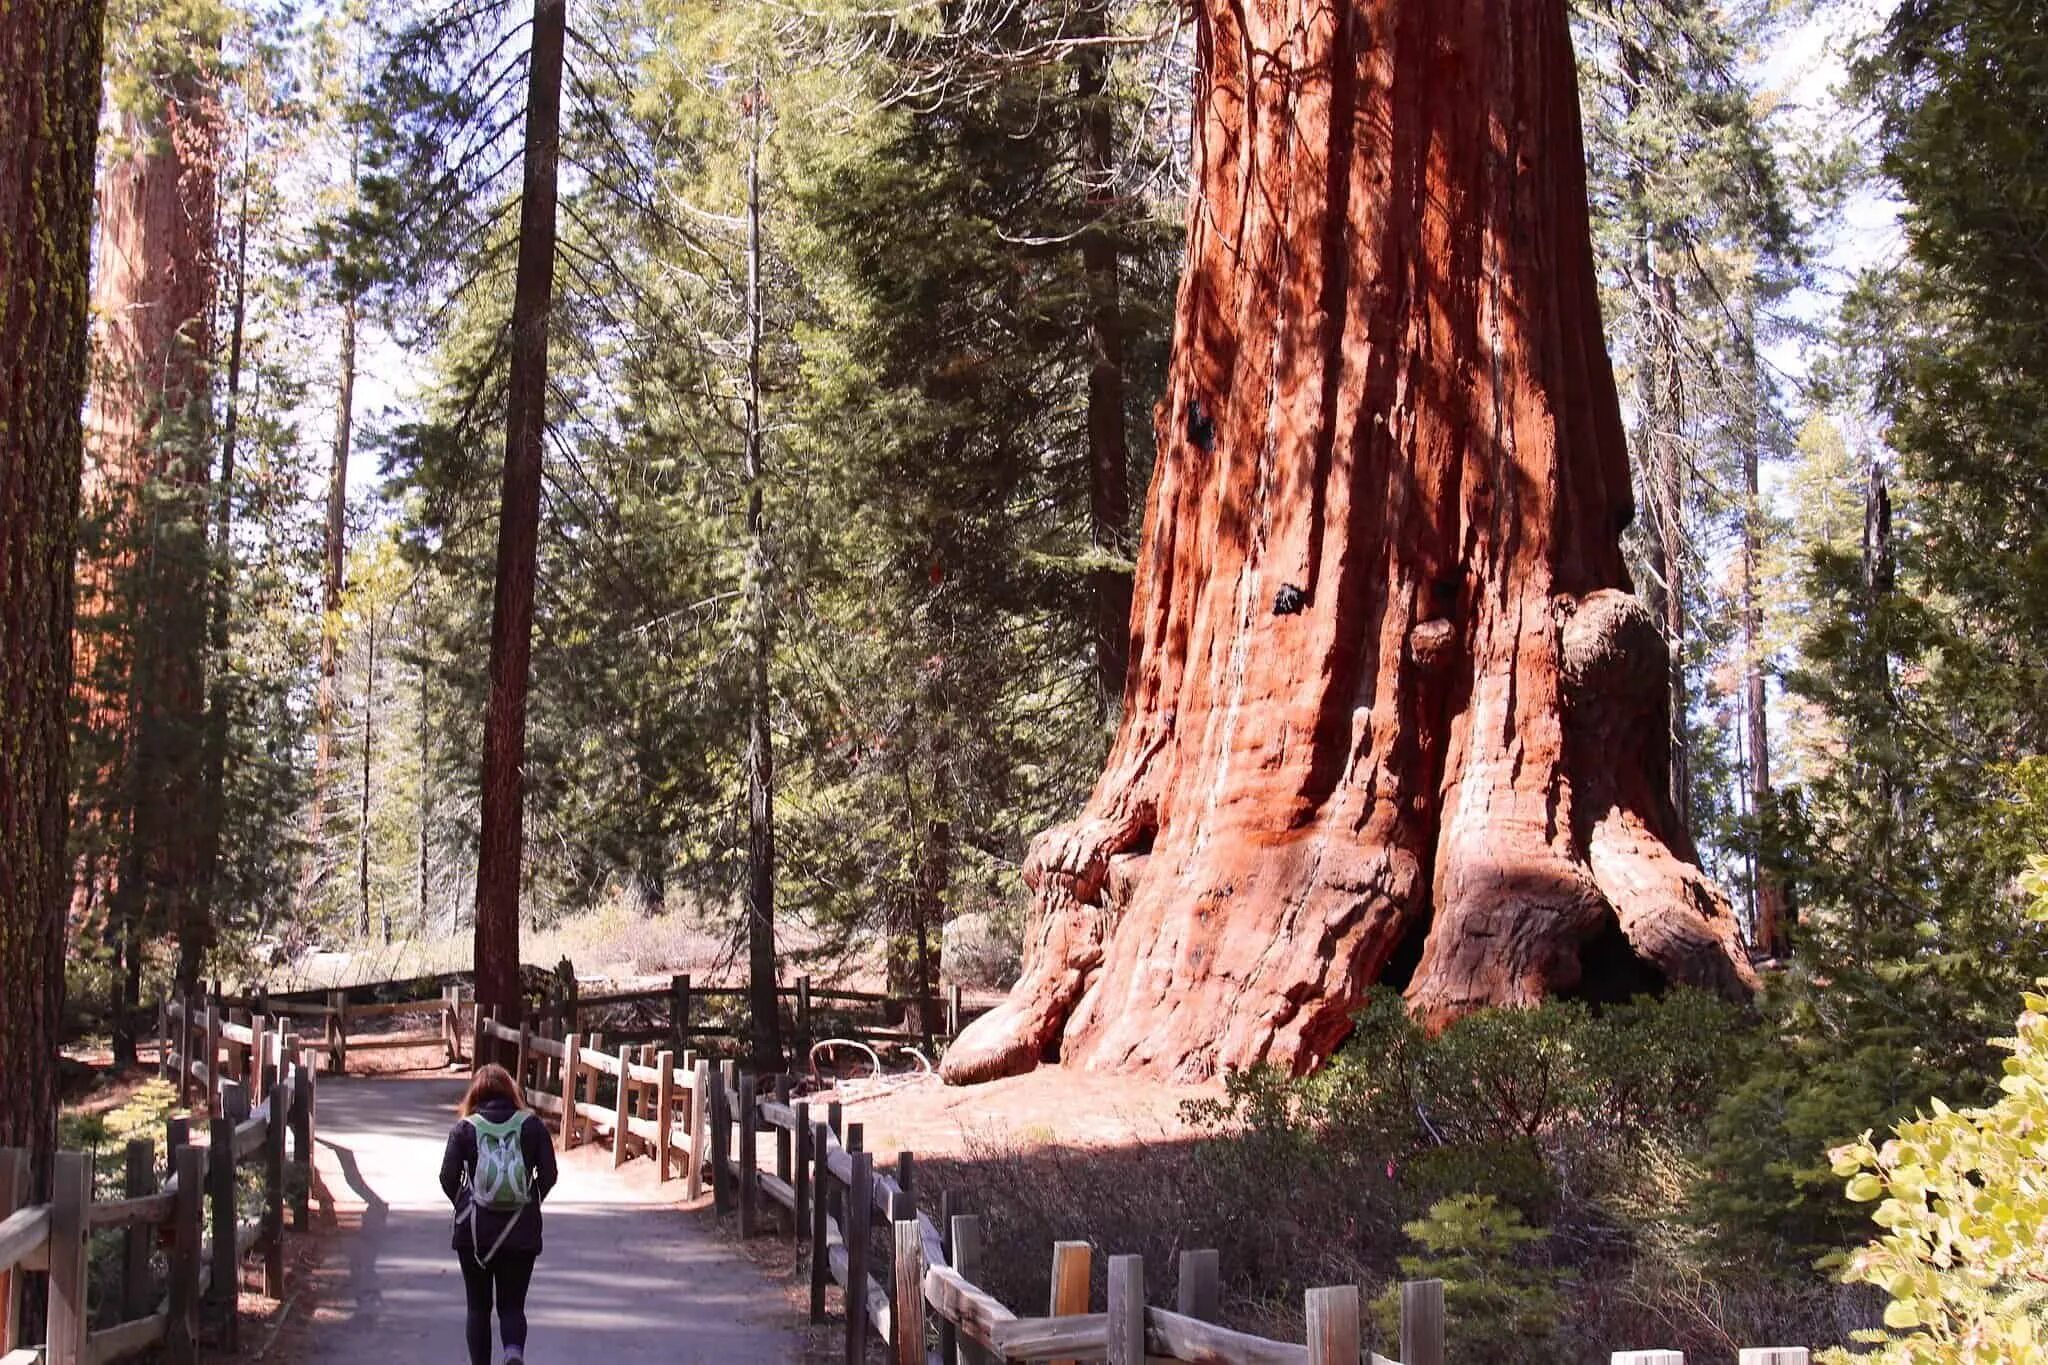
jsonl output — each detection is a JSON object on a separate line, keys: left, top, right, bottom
{"left": 458, "top": 1113, "right": 533, "bottom": 1264}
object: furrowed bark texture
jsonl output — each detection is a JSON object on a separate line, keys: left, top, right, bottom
{"left": 77, "top": 64, "right": 219, "bottom": 1008}
{"left": 943, "top": 0, "right": 1755, "bottom": 1085}
{"left": 0, "top": 0, "right": 104, "bottom": 1150}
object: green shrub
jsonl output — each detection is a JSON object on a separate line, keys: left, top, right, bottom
{"left": 1371, "top": 1195, "right": 1563, "bottom": 1362}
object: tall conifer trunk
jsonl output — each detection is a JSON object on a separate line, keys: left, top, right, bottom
{"left": 741, "top": 74, "right": 785, "bottom": 1073}
{"left": 312, "top": 293, "right": 356, "bottom": 873}
{"left": 944, "top": 0, "right": 1755, "bottom": 1085}
{"left": 0, "top": 0, "right": 104, "bottom": 1151}
{"left": 79, "top": 55, "right": 221, "bottom": 1038}
{"left": 473, "top": 0, "right": 566, "bottom": 1023}
{"left": 1076, "top": 3, "right": 1132, "bottom": 710}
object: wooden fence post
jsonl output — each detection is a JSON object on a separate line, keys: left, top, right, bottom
{"left": 46, "top": 1151, "right": 89, "bottom": 1365}
{"left": 157, "top": 1001, "right": 170, "bottom": 1081}
{"left": 517, "top": 1025, "right": 532, "bottom": 1101}
{"left": 560, "top": 1033, "right": 582, "bottom": 1149}
{"left": 1400, "top": 1278, "right": 1445, "bottom": 1365}
{"left": 709, "top": 1073, "right": 731, "bottom": 1216}
{"left": 209, "top": 1099, "right": 239, "bottom": 1349}
{"left": 845, "top": 1150, "right": 873, "bottom": 1365}
{"left": 1177, "top": 1248, "right": 1219, "bottom": 1320}
{"left": 1307, "top": 1285, "right": 1361, "bottom": 1365}
{"left": 177, "top": 998, "right": 195, "bottom": 1103}
{"left": 895, "top": 1150, "right": 914, "bottom": 1209}
{"left": 203, "top": 1005, "right": 222, "bottom": 1111}
{"left": 895, "top": 1219, "right": 928, "bottom": 1365}
{"left": 738, "top": 1073, "right": 760, "bottom": 1237}
{"left": 947, "top": 984, "right": 962, "bottom": 1038}
{"left": 250, "top": 1012, "right": 269, "bottom": 1094}
{"left": 796, "top": 976, "right": 812, "bottom": 1058}
{"left": 265, "top": 1079, "right": 289, "bottom": 1296}
{"left": 792, "top": 1099, "right": 811, "bottom": 1243}
{"left": 291, "top": 1062, "right": 315, "bottom": 1230}
{"left": 614, "top": 1045, "right": 634, "bottom": 1169}
{"left": 809, "top": 1120, "right": 831, "bottom": 1323}
{"left": 166, "top": 1144, "right": 202, "bottom": 1363}
{"left": 671, "top": 974, "right": 690, "bottom": 1053}
{"left": 1048, "top": 1240, "right": 1092, "bottom": 1365}
{"left": 688, "top": 1059, "right": 710, "bottom": 1201}
{"left": 655, "top": 1051, "right": 677, "bottom": 1181}
{"left": 123, "top": 1137, "right": 157, "bottom": 1319}
{"left": 1106, "top": 1254, "right": 1144, "bottom": 1365}
{"left": 0, "top": 1147, "right": 25, "bottom": 1353}
{"left": 950, "top": 1214, "right": 990, "bottom": 1365}
{"left": 331, "top": 991, "right": 350, "bottom": 1075}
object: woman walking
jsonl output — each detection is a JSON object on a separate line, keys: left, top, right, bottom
{"left": 441, "top": 1063, "right": 558, "bottom": 1365}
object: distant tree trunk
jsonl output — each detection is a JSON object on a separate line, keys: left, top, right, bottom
{"left": 741, "top": 74, "right": 785, "bottom": 1073}
{"left": 1075, "top": 3, "right": 1132, "bottom": 711}
{"left": 1645, "top": 266, "right": 1689, "bottom": 830}
{"left": 194, "top": 174, "right": 249, "bottom": 994}
{"left": 359, "top": 605, "right": 378, "bottom": 941}
{"left": 415, "top": 588, "right": 432, "bottom": 933}
{"left": 0, "top": 0, "right": 103, "bottom": 1153}
{"left": 311, "top": 293, "right": 356, "bottom": 877}
{"left": 472, "top": 0, "right": 566, "bottom": 1026}
{"left": 943, "top": 0, "right": 1755, "bottom": 1085}
{"left": 80, "top": 58, "right": 222, "bottom": 1038}
{"left": 1738, "top": 332, "right": 1784, "bottom": 958}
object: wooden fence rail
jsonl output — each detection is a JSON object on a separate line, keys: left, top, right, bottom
{"left": 0, "top": 1008, "right": 317, "bottom": 1365}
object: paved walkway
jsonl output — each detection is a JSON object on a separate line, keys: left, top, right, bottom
{"left": 300, "top": 1074, "right": 804, "bottom": 1363}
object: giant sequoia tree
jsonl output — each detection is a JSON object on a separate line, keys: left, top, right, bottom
{"left": 1, "top": 0, "right": 104, "bottom": 1150}
{"left": 943, "top": 0, "right": 1756, "bottom": 1085}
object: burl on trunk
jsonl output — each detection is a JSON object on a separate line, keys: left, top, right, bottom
{"left": 943, "top": 0, "right": 1755, "bottom": 1085}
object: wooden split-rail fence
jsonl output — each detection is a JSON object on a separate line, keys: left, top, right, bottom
{"left": 0, "top": 1001, "right": 317, "bottom": 1365}
{"left": 223, "top": 967, "right": 988, "bottom": 1069}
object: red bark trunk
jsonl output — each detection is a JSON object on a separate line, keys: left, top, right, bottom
{"left": 943, "top": 0, "right": 1755, "bottom": 1085}
{"left": 77, "top": 73, "right": 220, "bottom": 1007}
{"left": 0, "top": 0, "right": 103, "bottom": 1152}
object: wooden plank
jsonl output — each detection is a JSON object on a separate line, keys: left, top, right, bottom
{"left": 84, "top": 1309, "right": 169, "bottom": 1365}
{"left": 655, "top": 1051, "right": 677, "bottom": 1182}
{"left": 809, "top": 1121, "right": 831, "bottom": 1323}
{"left": 688, "top": 1059, "right": 709, "bottom": 1200}
{"left": 1048, "top": 1240, "right": 1092, "bottom": 1365}
{"left": 895, "top": 1219, "right": 927, "bottom": 1365}
{"left": 166, "top": 1142, "right": 202, "bottom": 1363}
{"left": 264, "top": 1080, "right": 288, "bottom": 1296}
{"left": 1738, "top": 1352, "right": 1810, "bottom": 1365}
{"left": 1306, "top": 1285, "right": 1360, "bottom": 1365}
{"left": 846, "top": 1151, "right": 873, "bottom": 1364}
{"left": 208, "top": 1113, "right": 238, "bottom": 1350}
{"left": 340, "top": 1030, "right": 448, "bottom": 1052}
{"left": 561, "top": 1032, "right": 582, "bottom": 1149}
{"left": 1400, "top": 1279, "right": 1444, "bottom": 1365}
{"left": 48, "top": 1151, "right": 89, "bottom": 1365}
{"left": 1613, "top": 1355, "right": 1686, "bottom": 1365}
{"left": 0, "top": 1150, "right": 23, "bottom": 1351}
{"left": 1176, "top": 1248, "right": 1219, "bottom": 1322}
{"left": 940, "top": 1220, "right": 996, "bottom": 1365}
{"left": 792, "top": 1100, "right": 811, "bottom": 1245}
{"left": 758, "top": 1172, "right": 796, "bottom": 1211}
{"left": 739, "top": 1073, "right": 759, "bottom": 1237}
{"left": 290, "top": 1063, "right": 314, "bottom": 1231}
{"left": 1144, "top": 1306, "right": 1308, "bottom": 1364}
{"left": 613, "top": 1046, "right": 633, "bottom": 1170}
{"left": 89, "top": 1191, "right": 176, "bottom": 1231}
{"left": 0, "top": 1207, "right": 50, "bottom": 1276}
{"left": 121, "top": 1139, "right": 156, "bottom": 1319}
{"left": 1106, "top": 1255, "right": 1144, "bottom": 1365}
{"left": 990, "top": 1312, "right": 1110, "bottom": 1360}
{"left": 233, "top": 1111, "right": 269, "bottom": 1162}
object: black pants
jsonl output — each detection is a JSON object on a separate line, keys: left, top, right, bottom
{"left": 457, "top": 1245, "right": 536, "bottom": 1364}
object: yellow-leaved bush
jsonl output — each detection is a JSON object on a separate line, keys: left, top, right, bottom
{"left": 1825, "top": 857, "right": 2048, "bottom": 1363}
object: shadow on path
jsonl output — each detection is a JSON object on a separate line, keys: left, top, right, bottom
{"left": 300, "top": 1074, "right": 802, "bottom": 1363}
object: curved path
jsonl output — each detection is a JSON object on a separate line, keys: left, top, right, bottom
{"left": 300, "top": 1074, "right": 804, "bottom": 1363}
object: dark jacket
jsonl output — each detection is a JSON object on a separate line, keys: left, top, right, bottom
{"left": 440, "top": 1100, "right": 558, "bottom": 1257}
